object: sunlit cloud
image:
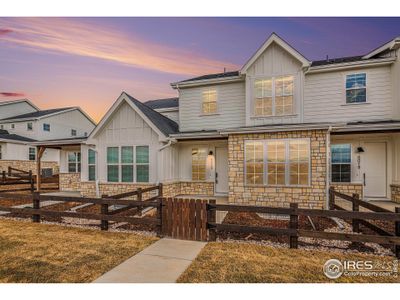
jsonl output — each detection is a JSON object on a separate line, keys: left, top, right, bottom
{"left": 0, "top": 18, "right": 239, "bottom": 76}
{"left": 0, "top": 28, "right": 12, "bottom": 35}
{"left": 0, "top": 92, "right": 25, "bottom": 97}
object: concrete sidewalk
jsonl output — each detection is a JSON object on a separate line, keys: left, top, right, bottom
{"left": 93, "top": 238, "right": 206, "bottom": 283}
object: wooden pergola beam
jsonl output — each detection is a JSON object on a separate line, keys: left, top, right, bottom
{"left": 36, "top": 146, "right": 46, "bottom": 192}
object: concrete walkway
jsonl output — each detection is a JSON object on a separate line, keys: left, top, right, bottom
{"left": 94, "top": 238, "right": 206, "bottom": 283}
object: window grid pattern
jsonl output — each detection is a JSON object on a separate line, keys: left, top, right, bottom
{"left": 192, "top": 148, "right": 207, "bottom": 181}
{"left": 29, "top": 147, "right": 36, "bottom": 161}
{"left": 346, "top": 73, "right": 366, "bottom": 103}
{"left": 331, "top": 144, "right": 351, "bottom": 183}
{"left": 202, "top": 90, "right": 217, "bottom": 114}
{"left": 68, "top": 152, "right": 81, "bottom": 173}
{"left": 245, "top": 142, "right": 264, "bottom": 185}
{"left": 88, "top": 149, "right": 96, "bottom": 181}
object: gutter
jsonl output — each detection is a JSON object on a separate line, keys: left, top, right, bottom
{"left": 171, "top": 75, "right": 244, "bottom": 89}
{"left": 219, "top": 123, "right": 335, "bottom": 135}
{"left": 158, "top": 138, "right": 177, "bottom": 151}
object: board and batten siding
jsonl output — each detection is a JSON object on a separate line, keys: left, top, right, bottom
{"left": 244, "top": 41, "right": 304, "bottom": 126}
{"left": 304, "top": 66, "right": 393, "bottom": 123}
{"left": 179, "top": 81, "right": 245, "bottom": 132}
{"left": 84, "top": 102, "right": 161, "bottom": 183}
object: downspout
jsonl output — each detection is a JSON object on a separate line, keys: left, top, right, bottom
{"left": 157, "top": 138, "right": 177, "bottom": 184}
{"left": 325, "top": 126, "right": 333, "bottom": 209}
{"left": 88, "top": 146, "right": 100, "bottom": 198}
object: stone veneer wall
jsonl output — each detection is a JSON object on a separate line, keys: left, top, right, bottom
{"left": 228, "top": 130, "right": 327, "bottom": 209}
{"left": 0, "top": 160, "right": 59, "bottom": 175}
{"left": 390, "top": 184, "right": 400, "bottom": 204}
{"left": 59, "top": 173, "right": 214, "bottom": 199}
{"left": 330, "top": 183, "right": 363, "bottom": 199}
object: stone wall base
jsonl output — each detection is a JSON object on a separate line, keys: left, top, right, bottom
{"left": 330, "top": 182, "right": 363, "bottom": 199}
{"left": 0, "top": 160, "right": 59, "bottom": 175}
{"left": 390, "top": 184, "right": 400, "bottom": 204}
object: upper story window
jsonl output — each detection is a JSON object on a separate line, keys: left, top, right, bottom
{"left": 27, "top": 122, "right": 33, "bottom": 131}
{"left": 202, "top": 90, "right": 217, "bottom": 114}
{"left": 107, "top": 146, "right": 149, "bottom": 183}
{"left": 0, "top": 125, "right": 3, "bottom": 130}
{"left": 28, "top": 147, "right": 36, "bottom": 161}
{"left": 331, "top": 144, "right": 351, "bottom": 182}
{"left": 71, "top": 129, "right": 77, "bottom": 136}
{"left": 11, "top": 124, "right": 15, "bottom": 129}
{"left": 43, "top": 123, "right": 50, "bottom": 132}
{"left": 68, "top": 152, "right": 81, "bottom": 173}
{"left": 254, "top": 75, "right": 294, "bottom": 117}
{"left": 346, "top": 73, "right": 366, "bottom": 103}
{"left": 192, "top": 148, "right": 207, "bottom": 181}
{"left": 245, "top": 138, "right": 310, "bottom": 186}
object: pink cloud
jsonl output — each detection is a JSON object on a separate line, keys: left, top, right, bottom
{"left": 0, "top": 28, "right": 12, "bottom": 36}
{"left": 0, "top": 18, "right": 239, "bottom": 76}
{"left": 0, "top": 92, "right": 25, "bottom": 97}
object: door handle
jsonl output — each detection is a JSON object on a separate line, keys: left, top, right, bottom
{"left": 363, "top": 173, "right": 366, "bottom": 186}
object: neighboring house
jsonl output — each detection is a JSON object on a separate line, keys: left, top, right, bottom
{"left": 0, "top": 100, "right": 96, "bottom": 175}
{"left": 52, "top": 33, "right": 400, "bottom": 207}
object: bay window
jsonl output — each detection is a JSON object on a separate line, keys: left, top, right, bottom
{"left": 107, "top": 146, "right": 149, "bottom": 183}
{"left": 254, "top": 75, "right": 294, "bottom": 116}
{"left": 331, "top": 144, "right": 351, "bottom": 182}
{"left": 245, "top": 138, "right": 310, "bottom": 186}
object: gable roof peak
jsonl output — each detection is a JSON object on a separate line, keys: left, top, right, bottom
{"left": 241, "top": 32, "right": 310, "bottom": 73}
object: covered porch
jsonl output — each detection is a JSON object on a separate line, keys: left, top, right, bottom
{"left": 330, "top": 122, "right": 400, "bottom": 205}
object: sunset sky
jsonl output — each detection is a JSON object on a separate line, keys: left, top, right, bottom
{"left": 1, "top": 17, "right": 400, "bottom": 122}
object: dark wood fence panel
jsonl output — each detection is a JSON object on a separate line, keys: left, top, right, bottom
{"left": 160, "top": 198, "right": 208, "bottom": 242}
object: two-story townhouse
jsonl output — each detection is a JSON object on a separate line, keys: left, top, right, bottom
{"left": 53, "top": 33, "right": 400, "bottom": 207}
{"left": 0, "top": 100, "right": 96, "bottom": 175}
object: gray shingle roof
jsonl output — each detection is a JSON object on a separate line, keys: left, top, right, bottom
{"left": 144, "top": 97, "right": 179, "bottom": 109}
{"left": 310, "top": 55, "right": 365, "bottom": 67}
{"left": 0, "top": 107, "right": 74, "bottom": 121}
{"left": 0, "top": 133, "right": 36, "bottom": 142}
{"left": 124, "top": 93, "right": 179, "bottom": 136}
{"left": 176, "top": 71, "right": 240, "bottom": 84}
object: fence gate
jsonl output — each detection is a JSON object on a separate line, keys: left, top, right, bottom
{"left": 161, "top": 198, "right": 209, "bottom": 241}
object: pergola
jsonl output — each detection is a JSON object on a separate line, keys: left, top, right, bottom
{"left": 31, "top": 138, "right": 87, "bottom": 191}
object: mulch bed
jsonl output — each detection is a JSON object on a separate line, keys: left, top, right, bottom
{"left": 219, "top": 212, "right": 336, "bottom": 244}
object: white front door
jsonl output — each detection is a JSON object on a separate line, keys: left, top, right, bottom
{"left": 215, "top": 147, "right": 229, "bottom": 194}
{"left": 364, "top": 142, "right": 387, "bottom": 198}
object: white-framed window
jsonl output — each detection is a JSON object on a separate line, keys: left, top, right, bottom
{"left": 0, "top": 125, "right": 3, "bottom": 130}
{"left": 331, "top": 144, "right": 351, "bottom": 182}
{"left": 191, "top": 148, "right": 207, "bottom": 181}
{"left": 28, "top": 147, "right": 36, "bottom": 161}
{"left": 202, "top": 89, "right": 217, "bottom": 114}
{"left": 107, "top": 146, "right": 149, "bottom": 183}
{"left": 88, "top": 149, "right": 96, "bottom": 181}
{"left": 68, "top": 152, "right": 81, "bottom": 173}
{"left": 254, "top": 75, "right": 294, "bottom": 117}
{"left": 11, "top": 124, "right": 15, "bottom": 129}
{"left": 27, "top": 122, "right": 33, "bottom": 131}
{"left": 346, "top": 73, "right": 366, "bottom": 103}
{"left": 43, "top": 123, "right": 50, "bottom": 131}
{"left": 245, "top": 138, "right": 310, "bottom": 186}
{"left": 71, "top": 129, "right": 77, "bottom": 136}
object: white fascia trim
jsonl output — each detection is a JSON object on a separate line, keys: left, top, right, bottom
{"left": 0, "top": 139, "right": 31, "bottom": 145}
{"left": 308, "top": 57, "right": 396, "bottom": 74}
{"left": 220, "top": 123, "right": 337, "bottom": 135}
{"left": 0, "top": 99, "right": 40, "bottom": 111}
{"left": 362, "top": 37, "right": 400, "bottom": 59}
{"left": 241, "top": 33, "right": 311, "bottom": 74}
{"left": 332, "top": 123, "right": 400, "bottom": 133}
{"left": 171, "top": 76, "right": 243, "bottom": 89}
{"left": 169, "top": 132, "right": 223, "bottom": 139}
{"left": 30, "top": 138, "right": 87, "bottom": 146}
{"left": 154, "top": 107, "right": 179, "bottom": 113}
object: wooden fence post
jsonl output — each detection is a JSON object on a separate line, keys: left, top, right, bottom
{"left": 7, "top": 166, "right": 11, "bottom": 177}
{"left": 158, "top": 183, "right": 163, "bottom": 198}
{"left": 32, "top": 191, "right": 40, "bottom": 223}
{"left": 207, "top": 199, "right": 217, "bottom": 241}
{"left": 137, "top": 188, "right": 143, "bottom": 216}
{"left": 289, "top": 203, "right": 299, "bottom": 249}
{"left": 29, "top": 170, "right": 34, "bottom": 193}
{"left": 101, "top": 194, "right": 109, "bottom": 231}
{"left": 329, "top": 186, "right": 335, "bottom": 210}
{"left": 352, "top": 193, "right": 360, "bottom": 233}
{"left": 1, "top": 171, "right": 5, "bottom": 183}
{"left": 156, "top": 197, "right": 163, "bottom": 237}
{"left": 395, "top": 207, "right": 400, "bottom": 259}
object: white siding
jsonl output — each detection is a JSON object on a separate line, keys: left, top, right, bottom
{"left": 0, "top": 101, "right": 37, "bottom": 120}
{"left": 245, "top": 42, "right": 304, "bottom": 126}
{"left": 159, "top": 144, "right": 179, "bottom": 182}
{"left": 304, "top": 66, "right": 393, "bottom": 123}
{"left": 84, "top": 102, "right": 161, "bottom": 183}
{"left": 158, "top": 110, "right": 179, "bottom": 124}
{"left": 179, "top": 82, "right": 245, "bottom": 132}
{"left": 0, "top": 142, "right": 59, "bottom": 162}
{"left": 391, "top": 49, "right": 400, "bottom": 119}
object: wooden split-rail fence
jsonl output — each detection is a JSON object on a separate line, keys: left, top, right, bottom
{"left": 0, "top": 184, "right": 399, "bottom": 257}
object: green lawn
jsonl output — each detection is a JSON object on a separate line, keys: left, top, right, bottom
{"left": 0, "top": 218, "right": 158, "bottom": 283}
